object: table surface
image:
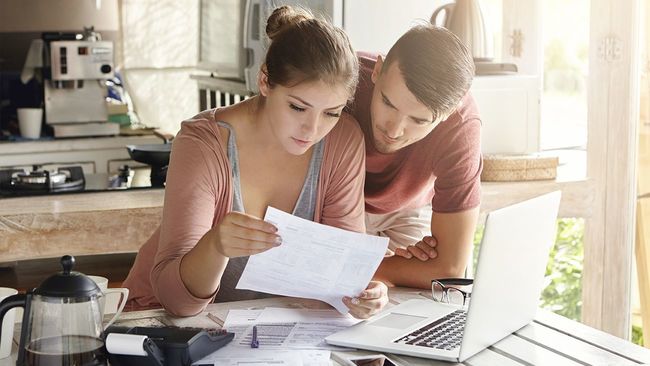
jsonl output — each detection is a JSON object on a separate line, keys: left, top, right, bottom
{"left": 3, "top": 287, "right": 649, "bottom": 366}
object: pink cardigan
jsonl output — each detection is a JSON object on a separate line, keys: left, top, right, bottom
{"left": 122, "top": 109, "right": 366, "bottom": 316}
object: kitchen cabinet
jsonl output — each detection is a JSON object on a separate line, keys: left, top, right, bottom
{"left": 0, "top": 135, "right": 162, "bottom": 174}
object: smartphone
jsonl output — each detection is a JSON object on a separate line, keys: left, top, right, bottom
{"left": 339, "top": 354, "right": 400, "bottom": 366}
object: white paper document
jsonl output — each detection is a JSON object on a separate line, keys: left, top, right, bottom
{"left": 237, "top": 207, "right": 389, "bottom": 313}
{"left": 235, "top": 322, "right": 346, "bottom": 350}
{"left": 223, "top": 309, "right": 264, "bottom": 327}
{"left": 193, "top": 349, "right": 330, "bottom": 366}
{"left": 255, "top": 308, "right": 359, "bottom": 326}
{"left": 222, "top": 308, "right": 358, "bottom": 350}
{"left": 196, "top": 309, "right": 335, "bottom": 365}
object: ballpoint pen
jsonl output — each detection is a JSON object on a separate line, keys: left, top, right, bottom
{"left": 250, "top": 325, "right": 259, "bottom": 348}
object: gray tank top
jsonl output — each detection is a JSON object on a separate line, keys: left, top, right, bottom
{"left": 214, "top": 121, "right": 324, "bottom": 302}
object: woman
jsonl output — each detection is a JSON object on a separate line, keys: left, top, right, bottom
{"left": 123, "top": 6, "right": 388, "bottom": 319}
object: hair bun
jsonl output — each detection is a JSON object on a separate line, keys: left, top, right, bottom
{"left": 266, "top": 5, "right": 313, "bottom": 41}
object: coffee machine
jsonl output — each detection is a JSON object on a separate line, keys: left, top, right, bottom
{"left": 43, "top": 29, "right": 119, "bottom": 137}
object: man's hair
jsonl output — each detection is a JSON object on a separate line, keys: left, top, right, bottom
{"left": 382, "top": 25, "right": 474, "bottom": 121}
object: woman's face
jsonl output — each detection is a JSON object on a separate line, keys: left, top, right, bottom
{"left": 260, "top": 78, "right": 349, "bottom": 155}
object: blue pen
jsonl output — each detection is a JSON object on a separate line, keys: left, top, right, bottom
{"left": 250, "top": 325, "right": 259, "bottom": 348}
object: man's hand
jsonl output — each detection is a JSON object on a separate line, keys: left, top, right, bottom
{"left": 393, "top": 236, "right": 438, "bottom": 261}
{"left": 375, "top": 208, "right": 479, "bottom": 289}
{"left": 343, "top": 281, "right": 389, "bottom": 319}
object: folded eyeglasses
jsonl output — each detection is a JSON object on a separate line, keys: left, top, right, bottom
{"left": 431, "top": 278, "right": 473, "bottom": 306}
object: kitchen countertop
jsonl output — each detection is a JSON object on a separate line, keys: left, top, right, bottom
{"left": 0, "top": 189, "right": 165, "bottom": 264}
{"left": 0, "top": 150, "right": 594, "bottom": 263}
{"left": 0, "top": 177, "right": 593, "bottom": 217}
{"left": 0, "top": 179, "right": 593, "bottom": 264}
{"left": 0, "top": 189, "right": 164, "bottom": 216}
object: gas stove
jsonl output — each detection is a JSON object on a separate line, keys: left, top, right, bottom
{"left": 0, "top": 166, "right": 85, "bottom": 195}
{"left": 0, "top": 165, "right": 159, "bottom": 198}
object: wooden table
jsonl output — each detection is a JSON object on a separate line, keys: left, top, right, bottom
{"left": 2, "top": 287, "right": 648, "bottom": 365}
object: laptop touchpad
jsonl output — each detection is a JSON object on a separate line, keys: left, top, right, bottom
{"left": 370, "top": 313, "right": 427, "bottom": 329}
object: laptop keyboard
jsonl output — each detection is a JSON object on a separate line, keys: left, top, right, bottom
{"left": 393, "top": 310, "right": 466, "bottom": 350}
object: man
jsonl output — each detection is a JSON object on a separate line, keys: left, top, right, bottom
{"left": 347, "top": 25, "right": 482, "bottom": 290}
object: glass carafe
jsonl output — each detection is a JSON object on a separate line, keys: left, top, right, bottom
{"left": 24, "top": 295, "right": 106, "bottom": 365}
{"left": 0, "top": 255, "right": 111, "bottom": 366}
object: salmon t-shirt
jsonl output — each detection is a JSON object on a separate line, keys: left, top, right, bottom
{"left": 347, "top": 53, "right": 483, "bottom": 214}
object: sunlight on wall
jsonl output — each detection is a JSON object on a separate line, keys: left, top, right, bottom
{"left": 118, "top": 0, "right": 199, "bottom": 134}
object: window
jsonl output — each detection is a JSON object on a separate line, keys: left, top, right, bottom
{"left": 540, "top": 0, "right": 590, "bottom": 150}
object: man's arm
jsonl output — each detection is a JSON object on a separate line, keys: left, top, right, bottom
{"left": 374, "top": 207, "right": 479, "bottom": 289}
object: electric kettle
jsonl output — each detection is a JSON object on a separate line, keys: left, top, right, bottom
{"left": 0, "top": 255, "right": 122, "bottom": 366}
{"left": 431, "top": 0, "right": 493, "bottom": 62}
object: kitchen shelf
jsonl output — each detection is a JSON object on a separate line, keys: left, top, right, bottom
{"left": 0, "top": 135, "right": 163, "bottom": 174}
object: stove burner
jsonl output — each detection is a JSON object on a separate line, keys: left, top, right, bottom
{"left": 0, "top": 166, "right": 85, "bottom": 195}
{"left": 15, "top": 170, "right": 67, "bottom": 185}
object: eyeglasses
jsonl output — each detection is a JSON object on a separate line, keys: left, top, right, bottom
{"left": 431, "top": 278, "right": 473, "bottom": 306}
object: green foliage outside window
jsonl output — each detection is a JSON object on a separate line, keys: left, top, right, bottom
{"left": 633, "top": 325, "right": 644, "bottom": 347}
{"left": 540, "top": 218, "right": 584, "bottom": 321}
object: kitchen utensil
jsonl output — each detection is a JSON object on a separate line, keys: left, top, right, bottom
{"left": 431, "top": 0, "right": 493, "bottom": 62}
{"left": 0, "top": 255, "right": 123, "bottom": 366}
{"left": 126, "top": 144, "right": 171, "bottom": 168}
{"left": 126, "top": 144, "right": 171, "bottom": 188}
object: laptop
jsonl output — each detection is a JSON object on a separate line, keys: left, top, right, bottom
{"left": 326, "top": 191, "right": 561, "bottom": 362}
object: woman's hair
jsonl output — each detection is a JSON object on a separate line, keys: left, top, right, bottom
{"left": 263, "top": 6, "right": 358, "bottom": 98}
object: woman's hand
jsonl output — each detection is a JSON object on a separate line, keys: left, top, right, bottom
{"left": 343, "top": 281, "right": 389, "bottom": 319}
{"left": 214, "top": 212, "right": 282, "bottom": 258}
{"left": 394, "top": 235, "right": 438, "bottom": 261}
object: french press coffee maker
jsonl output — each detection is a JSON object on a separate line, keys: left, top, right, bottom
{"left": 0, "top": 255, "right": 121, "bottom": 366}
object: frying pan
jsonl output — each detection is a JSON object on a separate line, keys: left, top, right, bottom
{"left": 126, "top": 143, "right": 172, "bottom": 167}
{"left": 126, "top": 131, "right": 175, "bottom": 187}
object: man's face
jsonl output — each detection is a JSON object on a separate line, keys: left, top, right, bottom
{"left": 369, "top": 59, "right": 442, "bottom": 154}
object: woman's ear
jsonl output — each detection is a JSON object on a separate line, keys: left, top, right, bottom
{"left": 258, "top": 65, "right": 271, "bottom": 96}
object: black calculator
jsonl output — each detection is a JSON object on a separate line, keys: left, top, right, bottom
{"left": 105, "top": 325, "right": 234, "bottom": 366}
